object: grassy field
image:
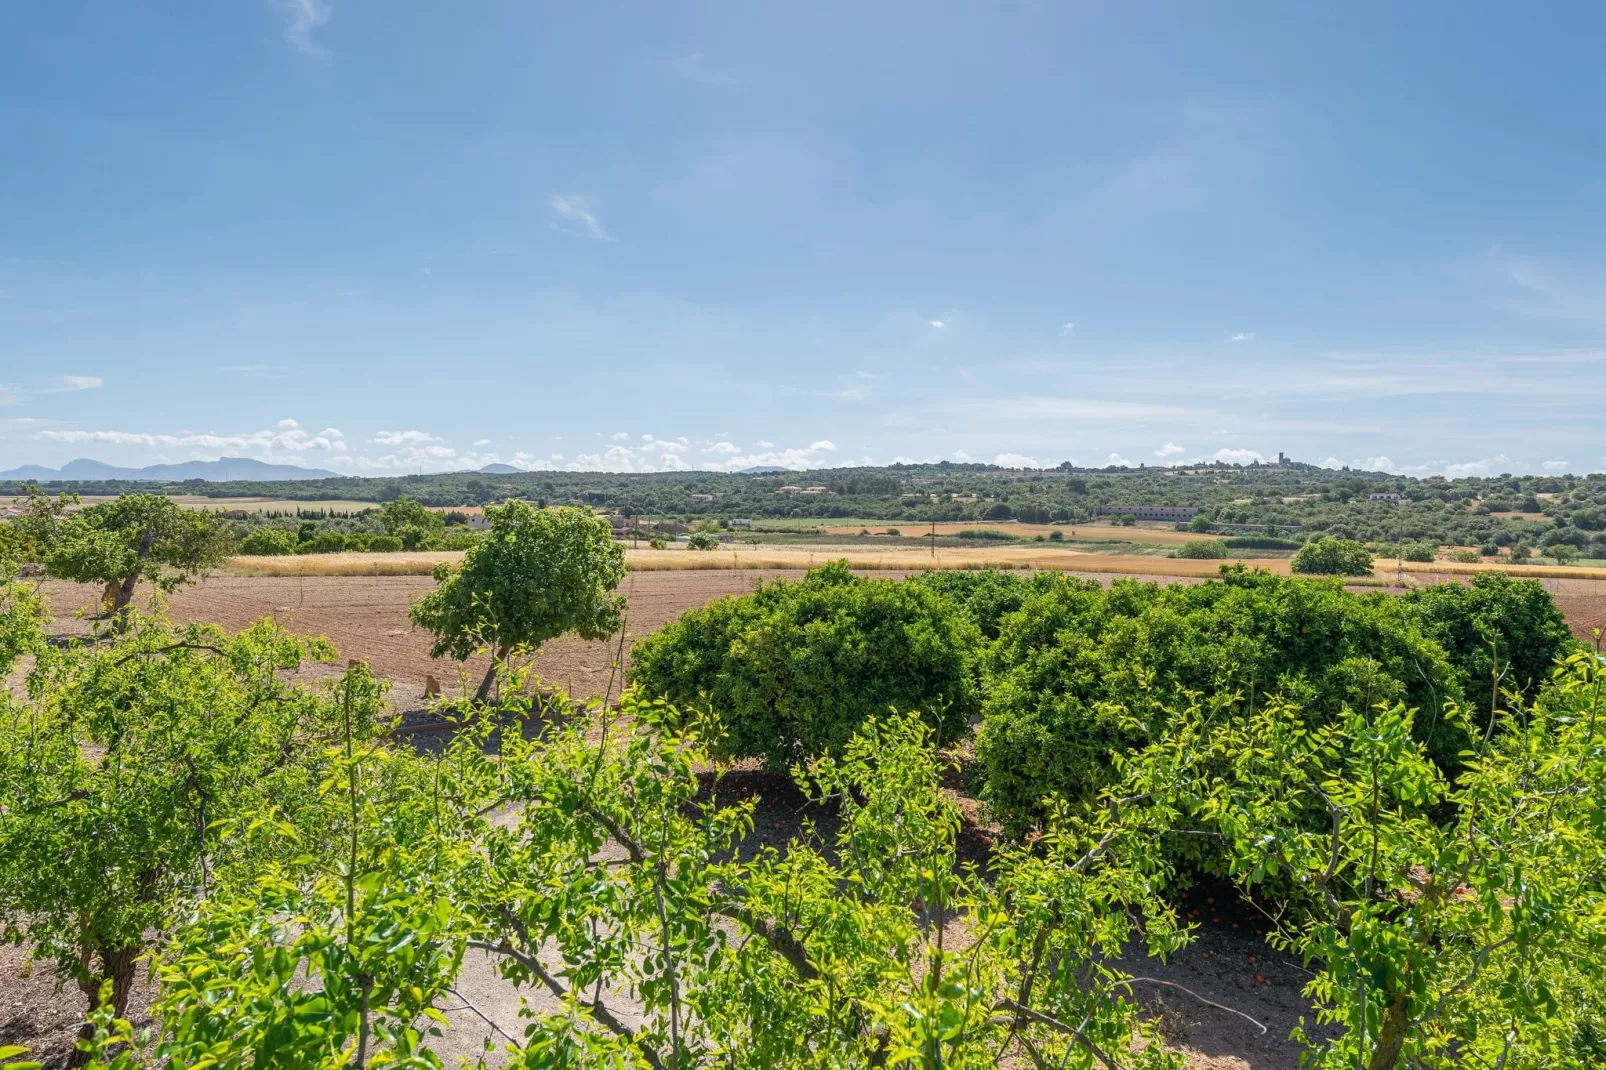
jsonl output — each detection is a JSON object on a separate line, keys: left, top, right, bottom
{"left": 172, "top": 496, "right": 381, "bottom": 514}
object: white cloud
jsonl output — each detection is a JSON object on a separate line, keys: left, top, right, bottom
{"left": 993, "top": 452, "right": 1039, "bottom": 468}
{"left": 473, "top": 438, "right": 492, "bottom": 446}
{"left": 1444, "top": 454, "right": 1516, "bottom": 478}
{"left": 1213, "top": 447, "right": 1264, "bottom": 465}
{"left": 1058, "top": 322, "right": 1075, "bottom": 336}
{"left": 928, "top": 320, "right": 946, "bottom": 328}
{"left": 952, "top": 449, "right": 972, "bottom": 462}
{"left": 610, "top": 431, "right": 631, "bottom": 441}
{"left": 39, "top": 422, "right": 348, "bottom": 458}
{"left": 754, "top": 440, "right": 773, "bottom": 448}
{"left": 809, "top": 440, "right": 836, "bottom": 452}
{"left": 281, "top": 0, "right": 331, "bottom": 59}
{"left": 547, "top": 195, "right": 613, "bottom": 241}
{"left": 1107, "top": 452, "right": 1134, "bottom": 467}
{"left": 276, "top": 418, "right": 299, "bottom": 429}
{"left": 1154, "top": 441, "right": 1185, "bottom": 457}
{"left": 1230, "top": 332, "right": 1256, "bottom": 342}
{"left": 705, "top": 441, "right": 741, "bottom": 456}
{"left": 371, "top": 430, "right": 441, "bottom": 446}
{"left": 1543, "top": 459, "right": 1569, "bottom": 471}
{"left": 48, "top": 375, "right": 103, "bottom": 392}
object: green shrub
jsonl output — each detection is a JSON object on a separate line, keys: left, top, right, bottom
{"left": 629, "top": 561, "right": 981, "bottom": 767}
{"left": 1449, "top": 549, "right": 1481, "bottom": 564}
{"left": 295, "top": 531, "right": 349, "bottom": 554}
{"left": 957, "top": 529, "right": 1017, "bottom": 541}
{"left": 1479, "top": 543, "right": 1500, "bottom": 557}
{"left": 364, "top": 535, "right": 404, "bottom": 552}
{"left": 885, "top": 527, "right": 901, "bottom": 536}
{"left": 974, "top": 567, "right": 1465, "bottom": 836}
{"left": 1292, "top": 536, "right": 1374, "bottom": 576}
{"left": 438, "top": 529, "right": 481, "bottom": 551}
{"left": 649, "top": 537, "right": 667, "bottom": 550}
{"left": 1173, "top": 540, "right": 1227, "bottom": 559}
{"left": 1402, "top": 541, "right": 1438, "bottom": 563}
{"left": 686, "top": 532, "right": 720, "bottom": 550}
{"left": 908, "top": 569, "right": 1063, "bottom": 639}
{"left": 239, "top": 527, "right": 298, "bottom": 556}
{"left": 1047, "top": 529, "right": 1064, "bottom": 541}
{"left": 1187, "top": 514, "right": 1214, "bottom": 533}
{"left": 1402, "top": 572, "right": 1574, "bottom": 714}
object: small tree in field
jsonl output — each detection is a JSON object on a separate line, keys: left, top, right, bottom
{"left": 410, "top": 500, "right": 626, "bottom": 702}
{"left": 17, "top": 492, "right": 233, "bottom": 622}
{"left": 380, "top": 494, "right": 445, "bottom": 550}
{"left": 1292, "top": 535, "right": 1374, "bottom": 576}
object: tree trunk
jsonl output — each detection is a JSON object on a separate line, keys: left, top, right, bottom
{"left": 110, "top": 526, "right": 157, "bottom": 631}
{"left": 69, "top": 945, "right": 140, "bottom": 1067}
{"left": 473, "top": 645, "right": 508, "bottom": 705}
{"left": 1366, "top": 988, "right": 1410, "bottom": 1070}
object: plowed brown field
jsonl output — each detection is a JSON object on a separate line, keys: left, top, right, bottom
{"left": 36, "top": 567, "right": 1606, "bottom": 713}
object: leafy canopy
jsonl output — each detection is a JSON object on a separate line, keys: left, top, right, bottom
{"left": 16, "top": 492, "right": 233, "bottom": 613}
{"left": 1292, "top": 536, "right": 1375, "bottom": 576}
{"left": 0, "top": 604, "right": 353, "bottom": 1020}
{"left": 379, "top": 494, "right": 446, "bottom": 550}
{"left": 409, "top": 500, "right": 626, "bottom": 665}
{"left": 629, "top": 560, "right": 982, "bottom": 767}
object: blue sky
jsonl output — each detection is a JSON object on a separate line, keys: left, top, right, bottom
{"left": 3, "top": 2, "right": 1605, "bottom": 477}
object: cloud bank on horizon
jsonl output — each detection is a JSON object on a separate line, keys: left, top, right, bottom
{"left": 2, "top": 5, "right": 1604, "bottom": 479}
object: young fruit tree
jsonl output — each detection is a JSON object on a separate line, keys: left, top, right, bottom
{"left": 380, "top": 494, "right": 446, "bottom": 550}
{"left": 409, "top": 500, "right": 627, "bottom": 702}
{"left": 0, "top": 604, "right": 356, "bottom": 1055}
{"left": 1123, "top": 645, "right": 1606, "bottom": 1069}
{"left": 15, "top": 492, "right": 233, "bottom": 622}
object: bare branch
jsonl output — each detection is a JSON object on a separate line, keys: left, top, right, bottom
{"left": 1119, "top": 977, "right": 1267, "bottom": 1035}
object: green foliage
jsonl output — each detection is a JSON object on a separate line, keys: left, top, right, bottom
{"left": 380, "top": 495, "right": 446, "bottom": 550}
{"left": 1124, "top": 649, "right": 1606, "bottom": 1068}
{"left": 0, "top": 610, "right": 347, "bottom": 1020}
{"left": 974, "top": 568, "right": 1464, "bottom": 836}
{"left": 1292, "top": 536, "right": 1374, "bottom": 576}
{"left": 1187, "top": 514, "right": 1214, "bottom": 532}
{"left": 0, "top": 565, "right": 47, "bottom": 676}
{"left": 365, "top": 533, "right": 404, "bottom": 552}
{"left": 630, "top": 562, "right": 982, "bottom": 766}
{"left": 1401, "top": 541, "right": 1438, "bottom": 562}
{"left": 956, "top": 528, "right": 1018, "bottom": 541}
{"left": 1448, "top": 548, "right": 1480, "bottom": 563}
{"left": 1173, "top": 540, "right": 1227, "bottom": 559}
{"left": 909, "top": 568, "right": 1066, "bottom": 639}
{"left": 1222, "top": 536, "right": 1303, "bottom": 549}
{"left": 686, "top": 531, "right": 720, "bottom": 550}
{"left": 410, "top": 501, "right": 625, "bottom": 701}
{"left": 296, "top": 530, "right": 351, "bottom": 554}
{"left": 1552, "top": 544, "right": 1579, "bottom": 565}
{"left": 18, "top": 492, "right": 233, "bottom": 616}
{"left": 239, "top": 526, "right": 298, "bottom": 555}
{"left": 1402, "top": 572, "right": 1575, "bottom": 713}
{"left": 1047, "top": 528, "right": 1063, "bottom": 541}
{"left": 649, "top": 537, "right": 668, "bottom": 550}
{"left": 437, "top": 527, "right": 481, "bottom": 551}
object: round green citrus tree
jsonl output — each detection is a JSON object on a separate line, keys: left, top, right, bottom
{"left": 409, "top": 500, "right": 627, "bottom": 702}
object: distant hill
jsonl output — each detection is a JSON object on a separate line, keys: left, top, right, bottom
{"left": 0, "top": 457, "right": 339, "bottom": 482}
{"left": 741, "top": 465, "right": 791, "bottom": 474}
{"left": 478, "top": 463, "right": 523, "bottom": 474}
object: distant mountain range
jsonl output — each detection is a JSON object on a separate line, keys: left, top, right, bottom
{"left": 0, "top": 457, "right": 340, "bottom": 482}
{"left": 477, "top": 463, "right": 523, "bottom": 474}
{"left": 741, "top": 465, "right": 792, "bottom": 474}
